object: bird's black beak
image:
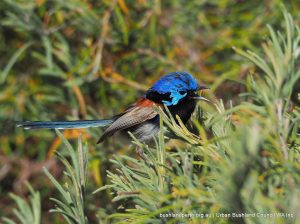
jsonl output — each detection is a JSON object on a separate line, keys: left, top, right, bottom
{"left": 191, "top": 84, "right": 210, "bottom": 102}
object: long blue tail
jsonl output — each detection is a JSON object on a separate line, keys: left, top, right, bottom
{"left": 16, "top": 119, "right": 113, "bottom": 129}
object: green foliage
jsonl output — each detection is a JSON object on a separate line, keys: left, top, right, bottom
{"left": 43, "top": 130, "right": 88, "bottom": 224}
{"left": 2, "top": 183, "right": 41, "bottom": 224}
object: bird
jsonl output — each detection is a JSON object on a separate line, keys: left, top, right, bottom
{"left": 16, "top": 71, "right": 209, "bottom": 147}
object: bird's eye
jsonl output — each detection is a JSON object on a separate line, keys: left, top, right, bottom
{"left": 179, "top": 91, "right": 186, "bottom": 95}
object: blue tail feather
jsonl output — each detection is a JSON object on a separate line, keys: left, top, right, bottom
{"left": 16, "top": 119, "right": 113, "bottom": 129}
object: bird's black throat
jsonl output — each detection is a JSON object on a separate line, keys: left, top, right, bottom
{"left": 167, "top": 96, "right": 197, "bottom": 124}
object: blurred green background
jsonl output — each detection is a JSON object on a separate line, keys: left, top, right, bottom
{"left": 0, "top": 0, "right": 299, "bottom": 223}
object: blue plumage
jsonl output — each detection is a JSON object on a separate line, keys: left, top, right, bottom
{"left": 147, "top": 71, "right": 199, "bottom": 106}
{"left": 17, "top": 71, "right": 209, "bottom": 144}
{"left": 149, "top": 71, "right": 198, "bottom": 93}
{"left": 16, "top": 120, "right": 113, "bottom": 129}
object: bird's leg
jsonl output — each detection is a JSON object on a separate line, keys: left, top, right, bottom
{"left": 135, "top": 146, "right": 148, "bottom": 161}
{"left": 135, "top": 146, "right": 157, "bottom": 171}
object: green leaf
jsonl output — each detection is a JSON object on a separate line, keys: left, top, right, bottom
{"left": 0, "top": 42, "right": 32, "bottom": 83}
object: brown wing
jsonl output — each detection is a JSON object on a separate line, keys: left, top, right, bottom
{"left": 97, "top": 98, "right": 159, "bottom": 143}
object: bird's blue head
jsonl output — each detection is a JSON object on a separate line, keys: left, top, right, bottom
{"left": 146, "top": 71, "right": 207, "bottom": 106}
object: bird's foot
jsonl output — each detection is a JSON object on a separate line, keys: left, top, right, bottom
{"left": 135, "top": 147, "right": 155, "bottom": 168}
{"left": 136, "top": 147, "right": 147, "bottom": 161}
